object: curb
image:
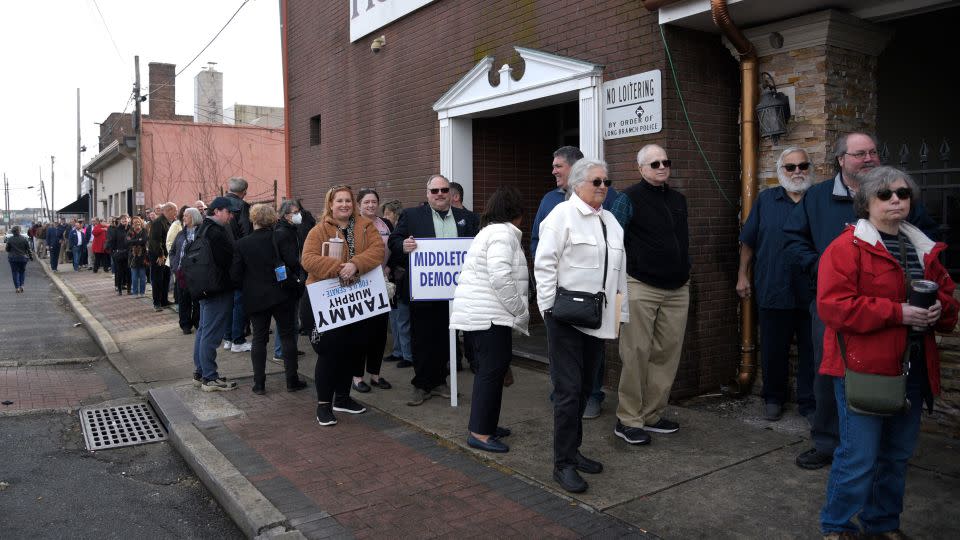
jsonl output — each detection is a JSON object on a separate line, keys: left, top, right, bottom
{"left": 148, "top": 387, "right": 305, "bottom": 540}
{"left": 36, "top": 259, "right": 143, "bottom": 384}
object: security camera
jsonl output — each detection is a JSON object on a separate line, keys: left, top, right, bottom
{"left": 371, "top": 35, "right": 385, "bottom": 53}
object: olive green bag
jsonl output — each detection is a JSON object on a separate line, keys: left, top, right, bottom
{"left": 838, "top": 333, "right": 910, "bottom": 416}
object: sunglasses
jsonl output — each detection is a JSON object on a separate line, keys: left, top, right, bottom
{"left": 646, "top": 160, "right": 672, "bottom": 169}
{"left": 876, "top": 187, "right": 912, "bottom": 201}
{"left": 429, "top": 187, "right": 450, "bottom": 194}
{"left": 591, "top": 178, "right": 613, "bottom": 187}
{"left": 782, "top": 162, "right": 811, "bottom": 172}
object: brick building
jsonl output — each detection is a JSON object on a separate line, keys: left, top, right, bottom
{"left": 284, "top": 0, "right": 960, "bottom": 431}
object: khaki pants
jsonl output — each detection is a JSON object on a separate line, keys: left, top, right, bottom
{"left": 617, "top": 278, "right": 689, "bottom": 428}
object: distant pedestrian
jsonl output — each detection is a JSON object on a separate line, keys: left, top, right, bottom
{"left": 6, "top": 226, "right": 33, "bottom": 293}
{"left": 127, "top": 216, "right": 148, "bottom": 297}
{"left": 91, "top": 219, "right": 110, "bottom": 273}
{"left": 45, "top": 220, "right": 64, "bottom": 272}
{"left": 171, "top": 208, "right": 202, "bottom": 333}
{"left": 110, "top": 216, "right": 131, "bottom": 295}
{"left": 68, "top": 221, "right": 84, "bottom": 271}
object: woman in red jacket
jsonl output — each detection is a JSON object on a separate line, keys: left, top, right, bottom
{"left": 91, "top": 218, "right": 110, "bottom": 273}
{"left": 816, "top": 166, "right": 958, "bottom": 539}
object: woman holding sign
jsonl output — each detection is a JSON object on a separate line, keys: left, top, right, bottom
{"left": 534, "top": 158, "right": 629, "bottom": 494}
{"left": 302, "top": 185, "right": 386, "bottom": 426}
{"left": 450, "top": 186, "right": 528, "bottom": 453}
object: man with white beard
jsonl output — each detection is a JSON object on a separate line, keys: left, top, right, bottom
{"left": 737, "top": 147, "right": 816, "bottom": 422}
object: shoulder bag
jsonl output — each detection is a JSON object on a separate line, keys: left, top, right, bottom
{"left": 551, "top": 219, "right": 608, "bottom": 330}
{"left": 840, "top": 234, "right": 913, "bottom": 416}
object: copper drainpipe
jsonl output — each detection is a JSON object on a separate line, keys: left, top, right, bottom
{"left": 280, "top": 0, "right": 292, "bottom": 202}
{"left": 642, "top": 0, "right": 759, "bottom": 396}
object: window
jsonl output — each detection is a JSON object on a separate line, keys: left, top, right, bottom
{"left": 310, "top": 115, "right": 321, "bottom": 146}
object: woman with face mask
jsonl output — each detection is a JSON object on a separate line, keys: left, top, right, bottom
{"left": 270, "top": 199, "right": 308, "bottom": 369}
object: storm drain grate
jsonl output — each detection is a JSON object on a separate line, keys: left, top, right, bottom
{"left": 80, "top": 403, "right": 168, "bottom": 451}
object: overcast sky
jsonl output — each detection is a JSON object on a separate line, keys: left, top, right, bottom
{"left": 0, "top": 0, "right": 283, "bottom": 211}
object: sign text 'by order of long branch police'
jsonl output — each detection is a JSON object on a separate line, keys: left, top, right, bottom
{"left": 602, "top": 70, "right": 663, "bottom": 140}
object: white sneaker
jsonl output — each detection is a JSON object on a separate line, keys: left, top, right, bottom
{"left": 201, "top": 377, "right": 238, "bottom": 392}
{"left": 222, "top": 340, "right": 232, "bottom": 350}
{"left": 270, "top": 356, "right": 284, "bottom": 365}
{"left": 231, "top": 342, "right": 252, "bottom": 353}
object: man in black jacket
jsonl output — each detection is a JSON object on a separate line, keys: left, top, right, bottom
{"left": 615, "top": 144, "right": 690, "bottom": 446}
{"left": 148, "top": 202, "right": 177, "bottom": 310}
{"left": 224, "top": 177, "right": 253, "bottom": 352}
{"left": 388, "top": 174, "right": 480, "bottom": 406}
{"left": 192, "top": 197, "right": 239, "bottom": 392}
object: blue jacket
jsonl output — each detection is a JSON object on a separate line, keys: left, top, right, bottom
{"left": 46, "top": 225, "right": 64, "bottom": 246}
{"left": 530, "top": 186, "right": 619, "bottom": 256}
{"left": 68, "top": 228, "right": 84, "bottom": 250}
{"left": 783, "top": 173, "right": 938, "bottom": 282}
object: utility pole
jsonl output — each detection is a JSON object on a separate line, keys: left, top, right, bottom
{"left": 51, "top": 155, "right": 55, "bottom": 217}
{"left": 77, "top": 88, "right": 82, "bottom": 198}
{"left": 4, "top": 173, "right": 8, "bottom": 229}
{"left": 133, "top": 56, "right": 143, "bottom": 217}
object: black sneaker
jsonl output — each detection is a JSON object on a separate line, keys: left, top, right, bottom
{"left": 316, "top": 403, "right": 337, "bottom": 426}
{"left": 396, "top": 359, "right": 413, "bottom": 368}
{"left": 796, "top": 448, "right": 833, "bottom": 470}
{"left": 332, "top": 396, "right": 366, "bottom": 414}
{"left": 614, "top": 420, "right": 651, "bottom": 445}
{"left": 352, "top": 380, "right": 371, "bottom": 393}
{"left": 644, "top": 418, "right": 680, "bottom": 434}
{"left": 192, "top": 372, "right": 202, "bottom": 387}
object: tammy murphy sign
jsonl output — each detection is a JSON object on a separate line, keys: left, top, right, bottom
{"left": 350, "top": 0, "right": 441, "bottom": 42}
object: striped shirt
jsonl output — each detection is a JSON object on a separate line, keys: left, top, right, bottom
{"left": 879, "top": 231, "right": 923, "bottom": 282}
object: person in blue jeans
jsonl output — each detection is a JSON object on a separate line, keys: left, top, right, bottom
{"left": 68, "top": 221, "right": 84, "bottom": 271}
{"left": 815, "top": 167, "right": 958, "bottom": 538}
{"left": 6, "top": 226, "right": 32, "bottom": 293}
{"left": 126, "top": 216, "right": 149, "bottom": 297}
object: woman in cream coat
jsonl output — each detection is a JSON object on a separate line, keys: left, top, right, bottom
{"left": 534, "top": 158, "right": 629, "bottom": 494}
{"left": 450, "top": 186, "right": 528, "bottom": 454}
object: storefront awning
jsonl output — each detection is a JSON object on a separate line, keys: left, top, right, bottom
{"left": 58, "top": 193, "right": 90, "bottom": 216}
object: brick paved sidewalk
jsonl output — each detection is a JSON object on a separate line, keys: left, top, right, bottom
{"left": 55, "top": 269, "right": 173, "bottom": 336}
{"left": 0, "top": 364, "right": 111, "bottom": 413}
{"left": 201, "top": 378, "right": 644, "bottom": 539}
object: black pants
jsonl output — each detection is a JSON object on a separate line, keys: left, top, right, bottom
{"left": 467, "top": 325, "right": 512, "bottom": 436}
{"left": 92, "top": 252, "right": 110, "bottom": 272}
{"left": 545, "top": 312, "right": 601, "bottom": 468}
{"left": 113, "top": 255, "right": 130, "bottom": 292}
{"left": 410, "top": 300, "right": 451, "bottom": 391}
{"left": 151, "top": 263, "right": 170, "bottom": 306}
{"left": 809, "top": 300, "right": 839, "bottom": 454}
{"left": 250, "top": 296, "right": 300, "bottom": 388}
{"left": 355, "top": 313, "right": 389, "bottom": 377}
{"left": 455, "top": 331, "right": 477, "bottom": 370}
{"left": 313, "top": 321, "right": 363, "bottom": 403}
{"left": 49, "top": 245, "right": 61, "bottom": 271}
{"left": 759, "top": 307, "right": 815, "bottom": 412}
{"left": 178, "top": 283, "right": 200, "bottom": 330}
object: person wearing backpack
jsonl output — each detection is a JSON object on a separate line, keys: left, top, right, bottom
{"left": 187, "top": 197, "right": 239, "bottom": 392}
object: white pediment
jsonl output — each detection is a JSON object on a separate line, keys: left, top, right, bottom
{"left": 433, "top": 47, "right": 603, "bottom": 118}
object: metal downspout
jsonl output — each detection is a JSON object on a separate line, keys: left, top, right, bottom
{"left": 711, "top": 0, "right": 759, "bottom": 397}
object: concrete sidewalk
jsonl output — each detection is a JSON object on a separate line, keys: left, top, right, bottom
{"left": 44, "top": 260, "right": 960, "bottom": 539}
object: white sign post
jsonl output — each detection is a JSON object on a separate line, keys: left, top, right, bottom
{"left": 602, "top": 70, "right": 663, "bottom": 140}
{"left": 307, "top": 267, "right": 391, "bottom": 332}
{"left": 409, "top": 237, "right": 473, "bottom": 406}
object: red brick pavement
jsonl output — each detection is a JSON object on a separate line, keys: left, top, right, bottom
{"left": 0, "top": 365, "right": 109, "bottom": 412}
{"left": 57, "top": 270, "right": 173, "bottom": 334}
{"left": 220, "top": 387, "right": 584, "bottom": 539}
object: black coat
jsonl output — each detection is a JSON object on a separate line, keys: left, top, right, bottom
{"left": 387, "top": 205, "right": 480, "bottom": 302}
{"left": 296, "top": 209, "right": 317, "bottom": 253}
{"left": 225, "top": 193, "right": 252, "bottom": 240}
{"left": 275, "top": 219, "right": 304, "bottom": 283}
{"left": 230, "top": 227, "right": 299, "bottom": 313}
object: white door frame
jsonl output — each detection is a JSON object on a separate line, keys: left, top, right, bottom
{"left": 433, "top": 47, "right": 604, "bottom": 208}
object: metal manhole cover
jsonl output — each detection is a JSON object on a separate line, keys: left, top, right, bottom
{"left": 80, "top": 402, "right": 168, "bottom": 451}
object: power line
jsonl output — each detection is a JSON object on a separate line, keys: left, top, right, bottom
{"left": 144, "top": 0, "right": 252, "bottom": 99}
{"left": 90, "top": 0, "right": 125, "bottom": 65}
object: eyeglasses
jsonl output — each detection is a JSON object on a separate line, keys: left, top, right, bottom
{"left": 429, "top": 187, "right": 450, "bottom": 194}
{"left": 591, "top": 178, "right": 613, "bottom": 187}
{"left": 876, "top": 187, "right": 912, "bottom": 201}
{"left": 646, "top": 160, "right": 672, "bottom": 169}
{"left": 844, "top": 149, "right": 879, "bottom": 160}
{"left": 782, "top": 162, "right": 811, "bottom": 172}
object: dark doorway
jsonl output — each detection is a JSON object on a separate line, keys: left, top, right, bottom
{"left": 878, "top": 6, "right": 960, "bottom": 276}
{"left": 471, "top": 101, "right": 579, "bottom": 362}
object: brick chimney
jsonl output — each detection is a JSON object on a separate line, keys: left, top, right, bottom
{"left": 148, "top": 62, "right": 177, "bottom": 120}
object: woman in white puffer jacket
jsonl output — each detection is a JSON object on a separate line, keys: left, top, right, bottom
{"left": 450, "top": 186, "right": 529, "bottom": 454}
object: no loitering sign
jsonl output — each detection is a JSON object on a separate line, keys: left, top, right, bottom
{"left": 602, "top": 70, "right": 663, "bottom": 140}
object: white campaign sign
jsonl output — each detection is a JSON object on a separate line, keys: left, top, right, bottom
{"left": 349, "top": 0, "right": 440, "bottom": 42}
{"left": 307, "top": 267, "right": 391, "bottom": 332}
{"left": 408, "top": 237, "right": 473, "bottom": 301}
{"left": 602, "top": 70, "right": 663, "bottom": 139}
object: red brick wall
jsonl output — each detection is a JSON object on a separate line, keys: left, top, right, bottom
{"left": 287, "top": 0, "right": 741, "bottom": 397}
{"left": 148, "top": 62, "right": 177, "bottom": 121}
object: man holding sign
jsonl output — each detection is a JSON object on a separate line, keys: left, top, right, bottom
{"left": 389, "top": 174, "right": 480, "bottom": 406}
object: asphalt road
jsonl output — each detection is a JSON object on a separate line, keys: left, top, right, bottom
{"left": 0, "top": 254, "right": 242, "bottom": 539}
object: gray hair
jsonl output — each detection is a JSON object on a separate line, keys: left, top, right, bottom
{"left": 567, "top": 158, "right": 608, "bottom": 194}
{"left": 636, "top": 144, "right": 665, "bottom": 166}
{"left": 182, "top": 207, "right": 203, "bottom": 227}
{"left": 278, "top": 199, "right": 299, "bottom": 217}
{"left": 553, "top": 146, "right": 583, "bottom": 167}
{"left": 833, "top": 132, "right": 878, "bottom": 171}
{"left": 161, "top": 201, "right": 178, "bottom": 211}
{"left": 425, "top": 174, "right": 448, "bottom": 189}
{"left": 381, "top": 199, "right": 402, "bottom": 215}
{"left": 776, "top": 146, "right": 809, "bottom": 170}
{"left": 228, "top": 177, "right": 248, "bottom": 194}
{"left": 853, "top": 166, "right": 918, "bottom": 219}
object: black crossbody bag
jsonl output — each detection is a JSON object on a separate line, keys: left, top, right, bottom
{"left": 551, "top": 219, "right": 608, "bottom": 330}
